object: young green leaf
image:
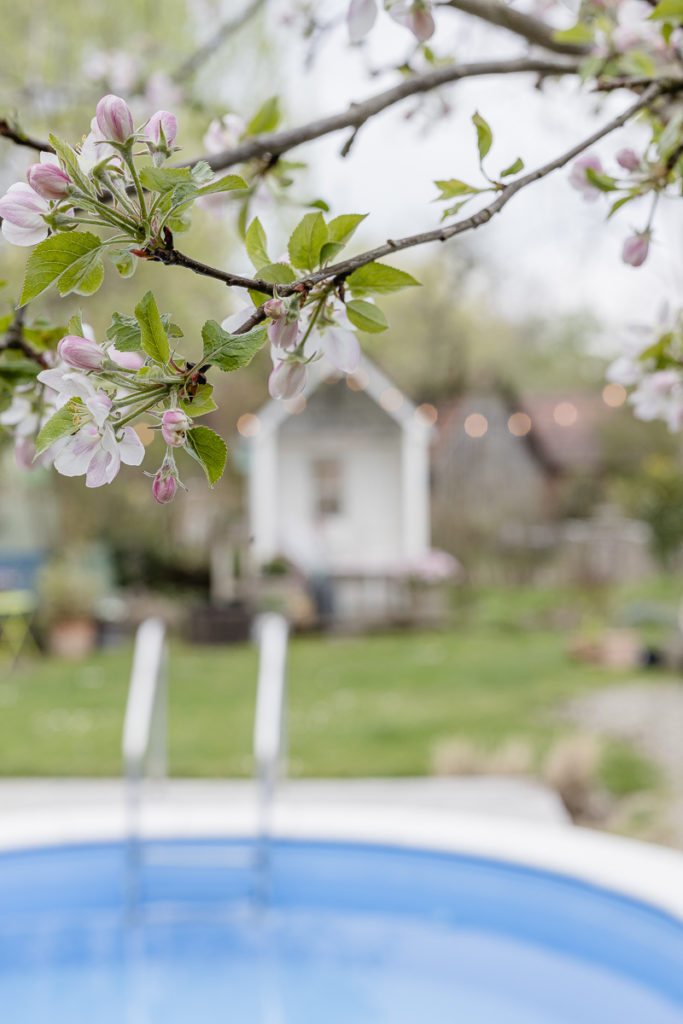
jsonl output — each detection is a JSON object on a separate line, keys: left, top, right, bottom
{"left": 139, "top": 166, "right": 193, "bottom": 192}
{"left": 134, "top": 291, "right": 170, "bottom": 364}
{"left": 288, "top": 212, "right": 328, "bottom": 270}
{"left": 649, "top": 0, "right": 683, "bottom": 20}
{"left": 35, "top": 401, "right": 80, "bottom": 456}
{"left": 472, "top": 112, "right": 493, "bottom": 163}
{"left": 248, "top": 262, "right": 297, "bottom": 306}
{"left": 319, "top": 241, "right": 346, "bottom": 265}
{"left": 247, "top": 96, "right": 281, "bottom": 135}
{"left": 346, "top": 262, "right": 419, "bottom": 296}
{"left": 345, "top": 299, "right": 388, "bottom": 334}
{"left": 180, "top": 383, "right": 217, "bottom": 418}
{"left": 21, "top": 232, "right": 104, "bottom": 304}
{"left": 106, "top": 313, "right": 142, "bottom": 351}
{"left": 440, "top": 199, "right": 471, "bottom": 221}
{"left": 552, "top": 22, "right": 596, "bottom": 42}
{"left": 585, "top": 168, "right": 617, "bottom": 192}
{"left": 201, "top": 320, "right": 267, "bottom": 371}
{"left": 194, "top": 174, "right": 247, "bottom": 197}
{"left": 109, "top": 248, "right": 136, "bottom": 278}
{"left": 186, "top": 425, "right": 228, "bottom": 486}
{"left": 67, "top": 312, "right": 84, "bottom": 337}
{"left": 245, "top": 217, "right": 270, "bottom": 270}
{"left": 500, "top": 157, "right": 524, "bottom": 178}
{"left": 327, "top": 213, "right": 368, "bottom": 245}
{"left": 434, "top": 179, "right": 479, "bottom": 200}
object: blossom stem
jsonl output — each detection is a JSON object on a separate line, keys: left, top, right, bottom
{"left": 115, "top": 393, "right": 166, "bottom": 428}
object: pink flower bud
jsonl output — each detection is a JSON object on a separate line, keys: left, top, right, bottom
{"left": 616, "top": 148, "right": 639, "bottom": 172}
{"left": 263, "top": 297, "right": 285, "bottom": 318}
{"left": 152, "top": 468, "right": 177, "bottom": 504}
{"left": 57, "top": 335, "right": 106, "bottom": 370}
{"left": 95, "top": 94, "right": 134, "bottom": 143}
{"left": 347, "top": 0, "right": 377, "bottom": 42}
{"left": 622, "top": 232, "right": 650, "bottom": 267}
{"left": 268, "top": 315, "right": 300, "bottom": 352}
{"left": 26, "top": 162, "right": 71, "bottom": 201}
{"left": 268, "top": 360, "right": 307, "bottom": 400}
{"left": 0, "top": 182, "right": 49, "bottom": 246}
{"left": 569, "top": 154, "right": 604, "bottom": 202}
{"left": 161, "top": 408, "right": 190, "bottom": 447}
{"left": 145, "top": 110, "right": 178, "bottom": 147}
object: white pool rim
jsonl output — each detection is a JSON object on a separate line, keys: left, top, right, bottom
{"left": 2, "top": 798, "right": 683, "bottom": 922}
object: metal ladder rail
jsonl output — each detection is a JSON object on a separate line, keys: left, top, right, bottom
{"left": 121, "top": 617, "right": 168, "bottom": 915}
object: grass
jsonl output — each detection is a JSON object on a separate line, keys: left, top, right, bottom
{"left": 0, "top": 624, "right": 664, "bottom": 783}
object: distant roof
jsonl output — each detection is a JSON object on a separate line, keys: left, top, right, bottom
{"left": 252, "top": 355, "right": 434, "bottom": 439}
{"left": 435, "top": 389, "right": 612, "bottom": 474}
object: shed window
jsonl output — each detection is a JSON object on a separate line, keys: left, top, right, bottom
{"left": 312, "top": 458, "right": 343, "bottom": 517}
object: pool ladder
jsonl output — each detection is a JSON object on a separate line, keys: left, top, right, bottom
{"left": 121, "top": 612, "right": 289, "bottom": 915}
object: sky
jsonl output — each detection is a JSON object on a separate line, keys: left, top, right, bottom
{"left": 242, "top": 0, "right": 683, "bottom": 350}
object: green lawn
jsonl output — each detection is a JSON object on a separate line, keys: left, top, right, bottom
{"left": 0, "top": 626, "right": 660, "bottom": 782}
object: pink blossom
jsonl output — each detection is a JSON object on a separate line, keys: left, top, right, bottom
{"left": 347, "top": 0, "right": 377, "bottom": 42}
{"left": 268, "top": 361, "right": 307, "bottom": 400}
{"left": 622, "top": 232, "right": 650, "bottom": 267}
{"left": 51, "top": 421, "right": 144, "bottom": 487}
{"left": 57, "top": 335, "right": 106, "bottom": 371}
{"left": 95, "top": 94, "right": 134, "bottom": 143}
{"left": 107, "top": 346, "right": 145, "bottom": 370}
{"left": 26, "top": 160, "right": 71, "bottom": 201}
{"left": 616, "top": 148, "right": 639, "bottom": 172}
{"left": 569, "top": 154, "right": 604, "bottom": 202}
{"left": 0, "top": 182, "right": 49, "bottom": 245}
{"left": 267, "top": 315, "right": 300, "bottom": 352}
{"left": 161, "top": 408, "right": 190, "bottom": 447}
{"left": 145, "top": 110, "right": 178, "bottom": 147}
{"left": 389, "top": 1, "right": 435, "bottom": 41}
{"left": 321, "top": 326, "right": 361, "bottom": 373}
{"left": 152, "top": 464, "right": 177, "bottom": 504}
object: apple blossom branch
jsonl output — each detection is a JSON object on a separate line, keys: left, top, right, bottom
{"left": 436, "top": 0, "right": 591, "bottom": 56}
{"left": 156, "top": 82, "right": 662, "bottom": 311}
{"left": 181, "top": 55, "right": 581, "bottom": 173}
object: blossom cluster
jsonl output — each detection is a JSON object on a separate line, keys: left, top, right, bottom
{"left": 608, "top": 309, "right": 683, "bottom": 433}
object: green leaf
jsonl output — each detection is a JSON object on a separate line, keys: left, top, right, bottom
{"left": 195, "top": 173, "right": 247, "bottom": 197}
{"left": 190, "top": 161, "right": 215, "bottom": 185}
{"left": 327, "top": 213, "right": 368, "bottom": 245}
{"left": 649, "top": 0, "right": 683, "bottom": 20}
{"left": 134, "top": 291, "right": 170, "bottom": 364}
{"left": 288, "top": 212, "right": 328, "bottom": 270}
{"left": 180, "top": 383, "right": 217, "bottom": 417}
{"left": 501, "top": 157, "right": 524, "bottom": 178}
{"left": 472, "top": 112, "right": 493, "bottom": 162}
{"left": 106, "top": 313, "right": 142, "bottom": 351}
{"left": 67, "top": 312, "right": 84, "bottom": 337}
{"left": 347, "top": 262, "right": 419, "bottom": 296}
{"left": 21, "top": 232, "right": 104, "bottom": 304}
{"left": 308, "top": 198, "right": 330, "bottom": 211}
{"left": 48, "top": 133, "right": 92, "bottom": 194}
{"left": 319, "top": 241, "right": 345, "bottom": 264}
{"left": 247, "top": 96, "right": 281, "bottom": 136}
{"left": 245, "top": 217, "right": 270, "bottom": 270}
{"left": 607, "top": 193, "right": 639, "bottom": 218}
{"left": 585, "top": 168, "right": 617, "bottom": 192}
{"left": 139, "top": 166, "right": 192, "bottom": 192}
{"left": 552, "top": 22, "right": 596, "bottom": 42}
{"left": 201, "top": 319, "right": 267, "bottom": 371}
{"left": 186, "top": 425, "right": 227, "bottom": 486}
{"left": 434, "top": 178, "right": 479, "bottom": 199}
{"left": 345, "top": 299, "right": 388, "bottom": 334}
{"left": 34, "top": 401, "right": 80, "bottom": 456}
{"left": 109, "top": 248, "right": 136, "bottom": 278}
{"left": 248, "top": 262, "right": 297, "bottom": 306}
{"left": 441, "top": 199, "right": 471, "bottom": 221}
{"left": 0, "top": 359, "right": 41, "bottom": 386}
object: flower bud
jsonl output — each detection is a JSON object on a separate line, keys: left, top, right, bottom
{"left": 26, "top": 162, "right": 71, "bottom": 201}
{"left": 616, "top": 148, "right": 639, "bottom": 172}
{"left": 0, "top": 182, "right": 49, "bottom": 246}
{"left": 95, "top": 94, "right": 134, "bottom": 143}
{"left": 145, "top": 110, "right": 178, "bottom": 148}
{"left": 152, "top": 467, "right": 177, "bottom": 504}
{"left": 161, "top": 408, "right": 190, "bottom": 447}
{"left": 263, "top": 297, "right": 285, "bottom": 318}
{"left": 268, "top": 360, "right": 307, "bottom": 400}
{"left": 569, "top": 154, "right": 604, "bottom": 202}
{"left": 268, "top": 315, "right": 299, "bottom": 352}
{"left": 622, "top": 232, "right": 650, "bottom": 268}
{"left": 57, "top": 334, "right": 106, "bottom": 371}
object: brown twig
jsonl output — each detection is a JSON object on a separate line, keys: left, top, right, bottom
{"left": 436, "top": 0, "right": 591, "bottom": 56}
{"left": 0, "top": 306, "right": 49, "bottom": 367}
{"left": 0, "top": 118, "right": 53, "bottom": 155}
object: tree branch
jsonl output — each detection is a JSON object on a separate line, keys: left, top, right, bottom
{"left": 0, "top": 306, "right": 49, "bottom": 367}
{"left": 437, "top": 0, "right": 591, "bottom": 57}
{"left": 0, "top": 118, "right": 53, "bottom": 155}
{"left": 181, "top": 56, "right": 581, "bottom": 172}
{"left": 173, "top": 0, "right": 269, "bottom": 83}
{"left": 287, "top": 83, "right": 661, "bottom": 290}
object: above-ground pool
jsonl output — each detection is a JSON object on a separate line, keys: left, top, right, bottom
{"left": 2, "top": 835, "right": 683, "bottom": 1023}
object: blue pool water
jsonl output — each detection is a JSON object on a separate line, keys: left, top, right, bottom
{"left": 1, "top": 838, "right": 682, "bottom": 1022}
